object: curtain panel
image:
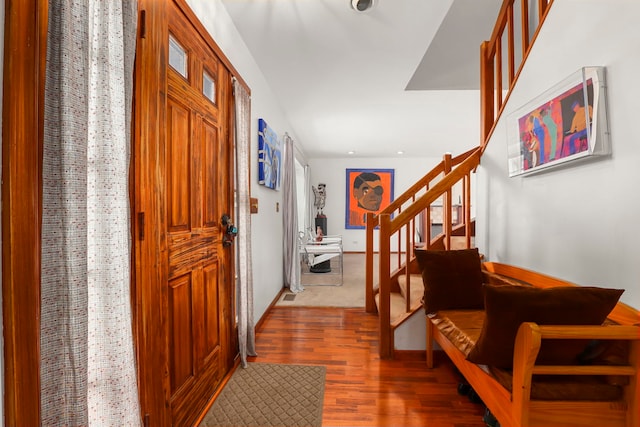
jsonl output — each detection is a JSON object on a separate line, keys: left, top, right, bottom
{"left": 40, "top": 0, "right": 141, "bottom": 425}
{"left": 232, "top": 78, "right": 257, "bottom": 368}
{"left": 283, "top": 133, "right": 303, "bottom": 293}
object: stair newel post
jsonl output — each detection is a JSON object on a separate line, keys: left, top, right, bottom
{"left": 379, "top": 213, "right": 393, "bottom": 359}
{"left": 443, "top": 153, "right": 453, "bottom": 250}
{"left": 365, "top": 212, "right": 377, "bottom": 313}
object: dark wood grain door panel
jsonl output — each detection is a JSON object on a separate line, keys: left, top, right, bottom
{"left": 133, "top": 1, "right": 237, "bottom": 425}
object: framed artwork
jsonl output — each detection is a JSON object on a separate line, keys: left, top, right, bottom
{"left": 345, "top": 168, "right": 394, "bottom": 229}
{"left": 507, "top": 67, "right": 610, "bottom": 177}
{"left": 258, "top": 118, "right": 282, "bottom": 190}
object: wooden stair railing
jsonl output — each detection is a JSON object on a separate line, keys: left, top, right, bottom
{"left": 367, "top": 147, "right": 481, "bottom": 359}
{"left": 366, "top": 0, "right": 556, "bottom": 359}
{"left": 481, "top": 0, "right": 554, "bottom": 148}
{"left": 364, "top": 147, "right": 478, "bottom": 314}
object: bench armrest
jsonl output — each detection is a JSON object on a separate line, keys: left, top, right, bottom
{"left": 511, "top": 323, "right": 640, "bottom": 423}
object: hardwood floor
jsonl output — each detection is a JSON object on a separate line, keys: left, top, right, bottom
{"left": 248, "top": 307, "right": 486, "bottom": 427}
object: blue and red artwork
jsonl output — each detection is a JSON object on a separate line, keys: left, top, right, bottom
{"left": 517, "top": 79, "right": 594, "bottom": 171}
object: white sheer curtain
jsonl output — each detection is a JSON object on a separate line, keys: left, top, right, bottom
{"left": 283, "top": 133, "right": 303, "bottom": 293}
{"left": 40, "top": 0, "right": 141, "bottom": 425}
{"left": 233, "top": 78, "right": 257, "bottom": 368}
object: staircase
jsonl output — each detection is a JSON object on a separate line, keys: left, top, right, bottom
{"left": 365, "top": 149, "right": 481, "bottom": 358}
{"left": 366, "top": 0, "right": 554, "bottom": 359}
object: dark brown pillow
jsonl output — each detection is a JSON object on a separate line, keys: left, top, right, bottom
{"left": 415, "top": 248, "right": 484, "bottom": 314}
{"left": 466, "top": 284, "right": 624, "bottom": 369}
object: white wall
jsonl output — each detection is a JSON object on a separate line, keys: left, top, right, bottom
{"left": 308, "top": 156, "right": 443, "bottom": 252}
{"left": 187, "top": 0, "right": 302, "bottom": 321}
{"left": 477, "top": 0, "right": 640, "bottom": 307}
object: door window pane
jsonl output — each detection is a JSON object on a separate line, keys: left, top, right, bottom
{"left": 203, "top": 71, "right": 216, "bottom": 103}
{"left": 169, "top": 35, "right": 188, "bottom": 78}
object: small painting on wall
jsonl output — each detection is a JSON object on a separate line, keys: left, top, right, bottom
{"left": 258, "top": 118, "right": 282, "bottom": 190}
{"left": 345, "top": 168, "right": 394, "bottom": 229}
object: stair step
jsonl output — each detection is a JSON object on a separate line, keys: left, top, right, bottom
{"left": 397, "top": 274, "right": 424, "bottom": 307}
{"left": 448, "top": 236, "right": 475, "bottom": 250}
{"left": 374, "top": 292, "right": 409, "bottom": 324}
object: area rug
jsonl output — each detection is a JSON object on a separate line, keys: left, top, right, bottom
{"left": 199, "top": 363, "right": 326, "bottom": 427}
{"left": 276, "top": 253, "right": 366, "bottom": 307}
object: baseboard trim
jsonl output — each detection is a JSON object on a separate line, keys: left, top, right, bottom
{"left": 255, "top": 288, "right": 287, "bottom": 333}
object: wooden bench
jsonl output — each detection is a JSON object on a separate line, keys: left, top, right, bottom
{"left": 426, "top": 262, "right": 640, "bottom": 427}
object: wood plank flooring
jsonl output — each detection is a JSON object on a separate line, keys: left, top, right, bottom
{"left": 248, "top": 307, "right": 486, "bottom": 427}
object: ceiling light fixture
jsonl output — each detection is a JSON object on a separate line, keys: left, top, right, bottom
{"left": 397, "top": 150, "right": 404, "bottom": 155}
{"left": 350, "top": 0, "right": 376, "bottom": 12}
{"left": 347, "top": 150, "right": 356, "bottom": 155}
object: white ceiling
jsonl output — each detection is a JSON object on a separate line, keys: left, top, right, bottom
{"left": 220, "top": 0, "right": 502, "bottom": 158}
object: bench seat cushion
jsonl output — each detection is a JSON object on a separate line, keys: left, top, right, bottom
{"left": 430, "top": 309, "right": 484, "bottom": 357}
{"left": 430, "top": 309, "right": 624, "bottom": 401}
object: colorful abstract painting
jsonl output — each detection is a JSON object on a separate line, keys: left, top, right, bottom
{"left": 345, "top": 168, "right": 394, "bottom": 229}
{"left": 508, "top": 67, "right": 610, "bottom": 177}
{"left": 517, "top": 79, "right": 594, "bottom": 172}
{"left": 258, "top": 118, "right": 281, "bottom": 190}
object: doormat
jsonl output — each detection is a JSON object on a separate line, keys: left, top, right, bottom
{"left": 199, "top": 363, "right": 326, "bottom": 427}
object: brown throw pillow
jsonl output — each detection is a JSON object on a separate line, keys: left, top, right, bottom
{"left": 415, "top": 248, "right": 484, "bottom": 314}
{"left": 466, "top": 284, "right": 624, "bottom": 369}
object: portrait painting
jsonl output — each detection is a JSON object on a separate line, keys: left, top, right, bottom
{"left": 258, "top": 118, "right": 282, "bottom": 190}
{"left": 345, "top": 168, "right": 394, "bottom": 229}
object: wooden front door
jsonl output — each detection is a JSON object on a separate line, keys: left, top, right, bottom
{"left": 134, "top": 1, "right": 238, "bottom": 425}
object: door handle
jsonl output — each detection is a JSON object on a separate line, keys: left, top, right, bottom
{"left": 221, "top": 214, "right": 238, "bottom": 247}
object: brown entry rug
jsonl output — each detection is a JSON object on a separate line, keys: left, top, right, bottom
{"left": 200, "top": 363, "right": 326, "bottom": 427}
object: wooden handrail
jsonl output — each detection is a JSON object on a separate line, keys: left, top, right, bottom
{"left": 367, "top": 146, "right": 479, "bottom": 230}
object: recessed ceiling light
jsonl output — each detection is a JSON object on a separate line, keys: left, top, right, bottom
{"left": 348, "top": 151, "right": 355, "bottom": 155}
{"left": 397, "top": 150, "right": 404, "bottom": 155}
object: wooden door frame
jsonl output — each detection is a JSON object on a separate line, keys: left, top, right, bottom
{"left": 132, "top": 1, "right": 169, "bottom": 424}
{"left": 2, "top": 0, "right": 47, "bottom": 425}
